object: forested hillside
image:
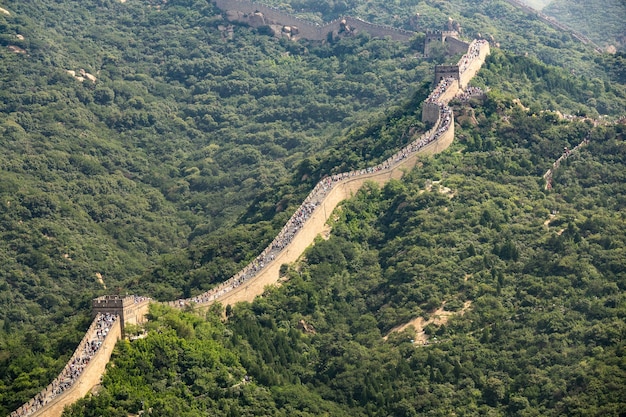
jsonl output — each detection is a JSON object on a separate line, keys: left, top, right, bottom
{"left": 515, "top": 0, "right": 625, "bottom": 53}
{"left": 1, "top": 0, "right": 625, "bottom": 415}
{"left": 542, "top": 0, "right": 626, "bottom": 53}
{"left": 0, "top": 0, "right": 433, "bottom": 410}
{"left": 255, "top": 0, "right": 626, "bottom": 78}
{"left": 64, "top": 90, "right": 626, "bottom": 416}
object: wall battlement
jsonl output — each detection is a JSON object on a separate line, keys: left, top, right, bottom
{"left": 10, "top": 314, "right": 122, "bottom": 417}
{"left": 92, "top": 295, "right": 151, "bottom": 335}
{"left": 424, "top": 29, "right": 469, "bottom": 57}
{"left": 435, "top": 65, "right": 461, "bottom": 84}
{"left": 169, "top": 38, "right": 491, "bottom": 311}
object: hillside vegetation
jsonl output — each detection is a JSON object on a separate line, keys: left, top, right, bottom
{"left": 0, "top": 0, "right": 434, "bottom": 410}
{"left": 258, "top": 0, "right": 626, "bottom": 78}
{"left": 0, "top": 0, "right": 625, "bottom": 415}
{"left": 514, "top": 0, "right": 625, "bottom": 53}
{"left": 64, "top": 96, "right": 626, "bottom": 416}
{"left": 543, "top": 0, "right": 626, "bottom": 52}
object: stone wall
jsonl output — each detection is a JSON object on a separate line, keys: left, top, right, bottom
{"left": 422, "top": 102, "right": 442, "bottom": 124}
{"left": 213, "top": 0, "right": 415, "bottom": 42}
{"left": 438, "top": 80, "right": 461, "bottom": 103}
{"left": 9, "top": 21, "right": 490, "bottom": 417}
{"left": 445, "top": 36, "right": 471, "bottom": 55}
{"left": 211, "top": 115, "right": 453, "bottom": 309}
{"left": 173, "top": 35, "right": 489, "bottom": 311}
{"left": 11, "top": 316, "right": 122, "bottom": 417}
{"left": 92, "top": 295, "right": 150, "bottom": 334}
{"left": 458, "top": 41, "right": 490, "bottom": 88}
{"left": 121, "top": 299, "right": 150, "bottom": 329}
{"left": 216, "top": 0, "right": 328, "bottom": 40}
{"left": 424, "top": 30, "right": 465, "bottom": 56}
{"left": 343, "top": 17, "right": 414, "bottom": 42}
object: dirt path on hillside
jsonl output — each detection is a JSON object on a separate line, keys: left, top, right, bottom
{"left": 384, "top": 301, "right": 472, "bottom": 344}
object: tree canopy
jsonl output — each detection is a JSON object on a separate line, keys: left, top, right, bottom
{"left": 0, "top": 0, "right": 625, "bottom": 415}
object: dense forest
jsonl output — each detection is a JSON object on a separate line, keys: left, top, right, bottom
{"left": 0, "top": 0, "right": 625, "bottom": 415}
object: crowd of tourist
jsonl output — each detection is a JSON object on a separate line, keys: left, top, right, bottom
{"left": 425, "top": 39, "right": 488, "bottom": 106}
{"left": 11, "top": 37, "right": 492, "bottom": 417}
{"left": 426, "top": 77, "right": 456, "bottom": 104}
{"left": 11, "top": 314, "right": 118, "bottom": 417}
{"left": 167, "top": 43, "right": 490, "bottom": 310}
{"left": 171, "top": 96, "right": 459, "bottom": 309}
{"left": 454, "top": 86, "right": 484, "bottom": 102}
{"left": 458, "top": 39, "right": 488, "bottom": 74}
{"left": 133, "top": 295, "right": 150, "bottom": 304}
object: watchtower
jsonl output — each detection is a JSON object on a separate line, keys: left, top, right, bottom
{"left": 92, "top": 295, "right": 150, "bottom": 335}
{"left": 424, "top": 29, "right": 460, "bottom": 57}
{"left": 434, "top": 65, "right": 460, "bottom": 84}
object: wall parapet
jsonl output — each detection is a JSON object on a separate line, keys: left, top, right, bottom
{"left": 164, "top": 36, "right": 490, "bottom": 311}
{"left": 543, "top": 134, "right": 590, "bottom": 190}
{"left": 10, "top": 314, "right": 121, "bottom": 417}
{"left": 170, "top": 86, "right": 460, "bottom": 310}
{"left": 92, "top": 295, "right": 150, "bottom": 335}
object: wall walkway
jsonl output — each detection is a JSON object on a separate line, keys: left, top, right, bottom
{"left": 501, "top": 0, "right": 602, "bottom": 52}
{"left": 172, "top": 42, "right": 489, "bottom": 311}
{"left": 10, "top": 315, "right": 121, "bottom": 417}
{"left": 213, "top": 118, "right": 454, "bottom": 308}
{"left": 543, "top": 134, "right": 590, "bottom": 190}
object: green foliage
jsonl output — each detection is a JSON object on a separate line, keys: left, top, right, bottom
{"left": 1, "top": 0, "right": 625, "bottom": 415}
{"left": 259, "top": 0, "right": 620, "bottom": 79}
{"left": 216, "top": 108, "right": 625, "bottom": 416}
{"left": 472, "top": 49, "right": 626, "bottom": 117}
{"left": 64, "top": 304, "right": 352, "bottom": 417}
{"left": 0, "top": 0, "right": 435, "bottom": 411}
{"left": 62, "top": 106, "right": 626, "bottom": 416}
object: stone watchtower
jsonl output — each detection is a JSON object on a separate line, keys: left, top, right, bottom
{"left": 424, "top": 29, "right": 460, "bottom": 57}
{"left": 424, "top": 30, "right": 469, "bottom": 57}
{"left": 434, "top": 65, "right": 460, "bottom": 84}
{"left": 92, "top": 295, "right": 150, "bottom": 335}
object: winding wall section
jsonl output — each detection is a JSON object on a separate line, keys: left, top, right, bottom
{"left": 10, "top": 315, "right": 121, "bottom": 417}
{"left": 8, "top": 34, "right": 491, "bottom": 417}
{"left": 543, "top": 134, "right": 590, "bottom": 190}
{"left": 501, "top": 0, "right": 603, "bottom": 52}
{"left": 170, "top": 40, "right": 490, "bottom": 310}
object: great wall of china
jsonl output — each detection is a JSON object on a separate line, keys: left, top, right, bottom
{"left": 8, "top": 4, "right": 491, "bottom": 415}
{"left": 543, "top": 134, "right": 590, "bottom": 190}
{"left": 214, "top": 0, "right": 416, "bottom": 42}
